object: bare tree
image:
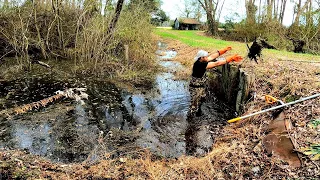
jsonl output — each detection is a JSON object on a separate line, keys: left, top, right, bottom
{"left": 279, "top": 0, "right": 287, "bottom": 24}
{"left": 52, "top": 0, "right": 64, "bottom": 49}
{"left": 292, "top": 0, "right": 311, "bottom": 26}
{"left": 194, "top": 2, "right": 203, "bottom": 21}
{"left": 182, "top": 0, "right": 205, "bottom": 20}
{"left": 182, "top": 0, "right": 198, "bottom": 18}
{"left": 198, "top": 0, "right": 225, "bottom": 35}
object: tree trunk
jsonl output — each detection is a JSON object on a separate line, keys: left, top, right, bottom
{"left": 245, "top": 0, "right": 256, "bottom": 24}
{"left": 258, "top": 0, "right": 262, "bottom": 23}
{"left": 207, "top": 12, "right": 215, "bottom": 35}
{"left": 306, "top": 0, "right": 313, "bottom": 28}
{"left": 273, "top": 0, "right": 279, "bottom": 20}
{"left": 198, "top": 0, "right": 217, "bottom": 35}
{"left": 52, "top": 0, "right": 64, "bottom": 49}
{"left": 279, "top": 0, "right": 287, "bottom": 24}
{"left": 107, "top": 0, "right": 124, "bottom": 34}
{"left": 266, "top": 0, "right": 274, "bottom": 22}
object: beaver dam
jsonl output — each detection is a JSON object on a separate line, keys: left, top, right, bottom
{"left": 0, "top": 42, "right": 240, "bottom": 163}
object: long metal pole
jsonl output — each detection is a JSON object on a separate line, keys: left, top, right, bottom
{"left": 228, "top": 93, "right": 320, "bottom": 123}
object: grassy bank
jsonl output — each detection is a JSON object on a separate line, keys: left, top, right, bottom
{"left": 154, "top": 28, "right": 320, "bottom": 62}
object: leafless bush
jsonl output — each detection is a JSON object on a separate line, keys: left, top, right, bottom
{"left": 0, "top": 1, "right": 158, "bottom": 81}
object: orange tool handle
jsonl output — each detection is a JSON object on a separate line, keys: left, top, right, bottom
{"left": 265, "top": 95, "right": 278, "bottom": 104}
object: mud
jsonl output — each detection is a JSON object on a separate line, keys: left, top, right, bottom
{"left": 185, "top": 95, "right": 234, "bottom": 156}
{"left": 0, "top": 42, "right": 232, "bottom": 163}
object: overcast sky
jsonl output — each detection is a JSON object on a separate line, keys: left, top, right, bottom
{"left": 161, "top": 0, "right": 297, "bottom": 26}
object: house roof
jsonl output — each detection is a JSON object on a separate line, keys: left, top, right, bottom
{"left": 178, "top": 18, "right": 201, "bottom": 25}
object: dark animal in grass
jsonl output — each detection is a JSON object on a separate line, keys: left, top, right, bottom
{"left": 289, "top": 38, "right": 305, "bottom": 53}
{"left": 246, "top": 37, "right": 276, "bottom": 63}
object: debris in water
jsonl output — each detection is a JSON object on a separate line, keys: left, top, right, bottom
{"left": 1, "top": 88, "right": 88, "bottom": 116}
{"left": 56, "top": 88, "right": 88, "bottom": 105}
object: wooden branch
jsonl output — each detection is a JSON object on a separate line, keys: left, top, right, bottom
{"left": 197, "top": 0, "right": 206, "bottom": 10}
{"left": 293, "top": 0, "right": 312, "bottom": 25}
{"left": 0, "top": 88, "right": 88, "bottom": 117}
{"left": 32, "top": 60, "right": 51, "bottom": 68}
{"left": 107, "top": 0, "right": 124, "bottom": 34}
{"left": 0, "top": 50, "right": 13, "bottom": 60}
{"left": 217, "top": 0, "right": 226, "bottom": 22}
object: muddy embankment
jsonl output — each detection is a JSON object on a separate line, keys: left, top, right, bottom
{"left": 0, "top": 42, "right": 253, "bottom": 164}
{"left": 185, "top": 62, "right": 254, "bottom": 156}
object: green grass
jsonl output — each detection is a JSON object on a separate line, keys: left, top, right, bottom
{"left": 154, "top": 28, "right": 320, "bottom": 61}
{"left": 154, "top": 29, "right": 232, "bottom": 48}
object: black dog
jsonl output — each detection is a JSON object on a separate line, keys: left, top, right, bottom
{"left": 247, "top": 37, "right": 276, "bottom": 63}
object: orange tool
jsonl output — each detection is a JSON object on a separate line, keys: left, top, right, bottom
{"left": 265, "top": 95, "right": 284, "bottom": 105}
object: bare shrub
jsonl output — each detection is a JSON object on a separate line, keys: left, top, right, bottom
{"left": 0, "top": 1, "right": 158, "bottom": 83}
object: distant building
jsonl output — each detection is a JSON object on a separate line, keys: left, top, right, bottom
{"left": 174, "top": 18, "right": 201, "bottom": 30}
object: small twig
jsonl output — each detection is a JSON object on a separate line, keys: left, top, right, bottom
{"left": 32, "top": 60, "right": 51, "bottom": 68}
{"left": 0, "top": 50, "right": 13, "bottom": 60}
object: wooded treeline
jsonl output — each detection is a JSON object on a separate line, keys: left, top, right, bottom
{"left": 184, "top": 0, "right": 320, "bottom": 54}
{"left": 0, "top": 0, "right": 160, "bottom": 78}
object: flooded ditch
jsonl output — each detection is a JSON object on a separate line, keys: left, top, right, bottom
{"left": 0, "top": 42, "right": 234, "bottom": 163}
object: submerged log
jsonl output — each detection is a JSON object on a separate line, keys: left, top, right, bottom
{"left": 0, "top": 88, "right": 88, "bottom": 117}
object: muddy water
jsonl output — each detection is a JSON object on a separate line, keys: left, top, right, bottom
{"left": 0, "top": 42, "right": 190, "bottom": 162}
{"left": 0, "top": 42, "right": 232, "bottom": 163}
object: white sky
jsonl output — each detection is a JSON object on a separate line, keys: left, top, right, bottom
{"left": 161, "top": 0, "right": 297, "bottom": 26}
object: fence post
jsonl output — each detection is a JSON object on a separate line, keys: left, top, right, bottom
{"left": 124, "top": 44, "right": 129, "bottom": 65}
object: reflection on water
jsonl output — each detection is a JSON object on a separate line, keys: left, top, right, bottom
{"left": 13, "top": 122, "right": 51, "bottom": 156}
{"left": 0, "top": 41, "right": 191, "bottom": 162}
